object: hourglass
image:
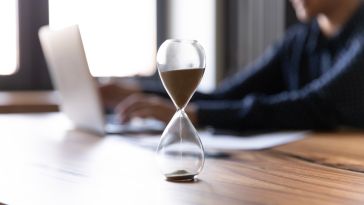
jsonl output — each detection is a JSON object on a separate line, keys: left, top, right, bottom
{"left": 156, "top": 39, "right": 205, "bottom": 181}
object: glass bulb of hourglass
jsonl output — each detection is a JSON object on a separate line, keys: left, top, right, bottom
{"left": 156, "top": 39, "right": 205, "bottom": 181}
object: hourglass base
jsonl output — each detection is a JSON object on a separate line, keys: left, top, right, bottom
{"left": 165, "top": 170, "right": 196, "bottom": 181}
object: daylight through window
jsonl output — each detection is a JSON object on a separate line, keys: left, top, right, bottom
{"left": 49, "top": 0, "right": 156, "bottom": 77}
{"left": 0, "top": 1, "right": 18, "bottom": 75}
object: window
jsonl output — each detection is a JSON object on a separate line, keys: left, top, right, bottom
{"left": 0, "top": 1, "right": 18, "bottom": 75}
{"left": 0, "top": 0, "right": 51, "bottom": 90}
{"left": 49, "top": 0, "right": 157, "bottom": 77}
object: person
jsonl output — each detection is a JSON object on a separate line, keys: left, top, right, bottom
{"left": 101, "top": 0, "right": 364, "bottom": 131}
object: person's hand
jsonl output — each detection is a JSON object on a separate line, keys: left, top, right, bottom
{"left": 99, "top": 80, "right": 141, "bottom": 109}
{"left": 115, "top": 93, "right": 198, "bottom": 125}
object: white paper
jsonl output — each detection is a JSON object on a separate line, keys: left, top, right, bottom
{"left": 131, "top": 131, "right": 308, "bottom": 151}
{"left": 199, "top": 131, "right": 307, "bottom": 150}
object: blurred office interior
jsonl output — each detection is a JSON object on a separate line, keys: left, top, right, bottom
{"left": 0, "top": 0, "right": 296, "bottom": 94}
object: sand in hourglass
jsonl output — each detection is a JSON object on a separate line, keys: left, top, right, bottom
{"left": 160, "top": 68, "right": 205, "bottom": 109}
{"left": 164, "top": 170, "right": 196, "bottom": 181}
{"left": 160, "top": 68, "right": 204, "bottom": 181}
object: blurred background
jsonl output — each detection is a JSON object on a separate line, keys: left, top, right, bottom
{"left": 0, "top": 0, "right": 297, "bottom": 93}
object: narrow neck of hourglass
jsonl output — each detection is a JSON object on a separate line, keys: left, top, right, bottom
{"left": 173, "top": 95, "right": 192, "bottom": 111}
{"left": 176, "top": 106, "right": 186, "bottom": 111}
{"left": 175, "top": 108, "right": 187, "bottom": 118}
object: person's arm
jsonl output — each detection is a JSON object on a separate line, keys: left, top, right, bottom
{"left": 140, "top": 28, "right": 295, "bottom": 101}
{"left": 196, "top": 42, "right": 364, "bottom": 131}
{"left": 138, "top": 75, "right": 169, "bottom": 98}
{"left": 113, "top": 27, "right": 301, "bottom": 124}
{"left": 99, "top": 78, "right": 142, "bottom": 110}
{"left": 192, "top": 31, "right": 297, "bottom": 101}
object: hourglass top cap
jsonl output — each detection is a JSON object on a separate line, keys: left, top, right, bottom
{"left": 157, "top": 39, "right": 206, "bottom": 71}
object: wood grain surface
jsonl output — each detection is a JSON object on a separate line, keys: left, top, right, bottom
{"left": 274, "top": 131, "right": 364, "bottom": 172}
{"left": 0, "top": 114, "right": 364, "bottom": 204}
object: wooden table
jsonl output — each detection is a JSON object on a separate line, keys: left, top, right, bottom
{"left": 0, "top": 113, "right": 364, "bottom": 205}
{"left": 0, "top": 91, "right": 59, "bottom": 113}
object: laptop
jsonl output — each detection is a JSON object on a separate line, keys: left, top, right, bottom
{"left": 38, "top": 25, "right": 164, "bottom": 135}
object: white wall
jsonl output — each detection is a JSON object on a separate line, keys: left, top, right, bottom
{"left": 166, "top": 0, "right": 220, "bottom": 93}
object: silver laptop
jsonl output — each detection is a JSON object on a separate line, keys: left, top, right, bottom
{"left": 38, "top": 25, "right": 164, "bottom": 135}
